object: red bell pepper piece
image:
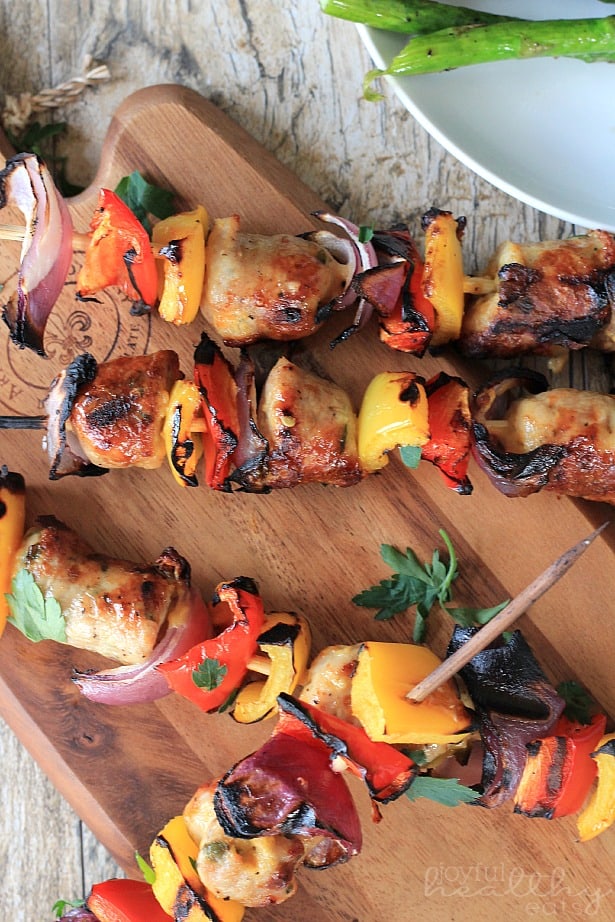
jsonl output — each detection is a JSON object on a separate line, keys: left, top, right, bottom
{"left": 422, "top": 372, "right": 473, "bottom": 494}
{"left": 551, "top": 712, "right": 607, "bottom": 817}
{"left": 277, "top": 693, "right": 417, "bottom": 804}
{"left": 86, "top": 879, "right": 168, "bottom": 922}
{"left": 513, "top": 712, "right": 607, "bottom": 819}
{"left": 193, "top": 333, "right": 241, "bottom": 491}
{"left": 158, "top": 576, "right": 265, "bottom": 712}
{"left": 77, "top": 188, "right": 158, "bottom": 307}
{"left": 377, "top": 256, "right": 435, "bottom": 355}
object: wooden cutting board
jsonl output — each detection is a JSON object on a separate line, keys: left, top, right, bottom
{"left": 1, "top": 84, "right": 614, "bottom": 922}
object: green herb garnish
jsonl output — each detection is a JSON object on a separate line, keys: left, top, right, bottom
{"left": 557, "top": 679, "right": 595, "bottom": 725}
{"left": 358, "top": 224, "right": 374, "bottom": 243}
{"left": 135, "top": 850, "right": 156, "bottom": 884}
{"left": 406, "top": 775, "right": 479, "bottom": 807}
{"left": 52, "top": 898, "right": 85, "bottom": 917}
{"left": 115, "top": 171, "right": 175, "bottom": 234}
{"left": 192, "top": 657, "right": 228, "bottom": 691}
{"left": 353, "top": 528, "right": 457, "bottom": 641}
{"left": 6, "top": 569, "right": 66, "bottom": 643}
{"left": 353, "top": 528, "right": 508, "bottom": 642}
{"left": 6, "top": 121, "right": 84, "bottom": 197}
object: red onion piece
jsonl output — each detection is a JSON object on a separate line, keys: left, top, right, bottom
{"left": 1, "top": 153, "right": 73, "bottom": 355}
{"left": 72, "top": 589, "right": 212, "bottom": 705}
{"left": 313, "top": 212, "right": 379, "bottom": 345}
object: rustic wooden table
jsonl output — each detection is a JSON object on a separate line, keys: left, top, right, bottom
{"left": 0, "top": 2, "right": 611, "bottom": 920}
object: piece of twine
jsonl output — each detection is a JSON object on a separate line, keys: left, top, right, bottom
{"left": 1, "top": 56, "right": 111, "bottom": 136}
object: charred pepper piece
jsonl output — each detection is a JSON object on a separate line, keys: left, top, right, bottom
{"left": 159, "top": 577, "right": 266, "bottom": 712}
{"left": 152, "top": 205, "right": 208, "bottom": 325}
{"left": 232, "top": 613, "right": 311, "bottom": 724}
{"left": 77, "top": 188, "right": 158, "bottom": 308}
{"left": 358, "top": 371, "right": 429, "bottom": 473}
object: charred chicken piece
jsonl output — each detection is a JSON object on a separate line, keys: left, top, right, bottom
{"left": 460, "top": 230, "right": 615, "bottom": 357}
{"left": 256, "top": 357, "right": 362, "bottom": 490}
{"left": 13, "top": 516, "right": 192, "bottom": 664}
{"left": 201, "top": 215, "right": 354, "bottom": 345}
{"left": 184, "top": 783, "right": 304, "bottom": 908}
{"left": 59, "top": 350, "right": 181, "bottom": 472}
{"left": 472, "top": 369, "right": 615, "bottom": 503}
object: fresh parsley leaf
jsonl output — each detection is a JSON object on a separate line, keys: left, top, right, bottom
{"left": 52, "top": 898, "right": 85, "bottom": 917}
{"left": 192, "top": 657, "right": 228, "bottom": 691}
{"left": 399, "top": 444, "right": 422, "bottom": 469}
{"left": 406, "top": 775, "right": 479, "bottom": 807}
{"left": 135, "top": 850, "right": 156, "bottom": 884}
{"left": 354, "top": 529, "right": 507, "bottom": 642}
{"left": 557, "top": 679, "right": 594, "bottom": 725}
{"left": 6, "top": 569, "right": 66, "bottom": 643}
{"left": 358, "top": 224, "right": 374, "bottom": 243}
{"left": 445, "top": 599, "right": 509, "bottom": 628}
{"left": 115, "top": 171, "right": 175, "bottom": 234}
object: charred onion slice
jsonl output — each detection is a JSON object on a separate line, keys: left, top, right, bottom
{"left": 72, "top": 587, "right": 212, "bottom": 705}
{"left": 44, "top": 353, "right": 108, "bottom": 480}
{"left": 448, "top": 627, "right": 564, "bottom": 808}
{"left": 277, "top": 693, "right": 417, "bottom": 804}
{"left": 0, "top": 153, "right": 74, "bottom": 355}
{"left": 314, "top": 211, "right": 378, "bottom": 346}
{"left": 214, "top": 705, "right": 362, "bottom": 869}
{"left": 472, "top": 368, "right": 615, "bottom": 501}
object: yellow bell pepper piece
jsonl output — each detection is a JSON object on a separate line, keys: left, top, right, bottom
{"left": 358, "top": 372, "right": 430, "bottom": 474}
{"left": 351, "top": 641, "right": 472, "bottom": 745}
{"left": 150, "top": 815, "right": 244, "bottom": 922}
{"left": 421, "top": 209, "right": 465, "bottom": 347}
{"left": 163, "top": 380, "right": 204, "bottom": 487}
{"left": 153, "top": 205, "right": 208, "bottom": 325}
{"left": 0, "top": 468, "right": 26, "bottom": 637}
{"left": 577, "top": 734, "right": 615, "bottom": 842}
{"left": 232, "top": 612, "right": 312, "bottom": 724}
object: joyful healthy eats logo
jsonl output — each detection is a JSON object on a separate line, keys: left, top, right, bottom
{"left": 0, "top": 255, "right": 151, "bottom": 416}
{"left": 424, "top": 863, "right": 611, "bottom": 917}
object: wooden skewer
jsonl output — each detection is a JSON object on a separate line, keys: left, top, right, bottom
{"left": 406, "top": 522, "right": 610, "bottom": 704}
{"left": 0, "top": 220, "right": 498, "bottom": 293}
{"left": 247, "top": 653, "right": 271, "bottom": 676}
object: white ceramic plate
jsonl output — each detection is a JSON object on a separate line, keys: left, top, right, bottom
{"left": 358, "top": 0, "right": 615, "bottom": 230}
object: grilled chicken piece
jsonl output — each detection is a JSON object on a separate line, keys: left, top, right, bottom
{"left": 67, "top": 350, "right": 181, "bottom": 469}
{"left": 472, "top": 372, "right": 615, "bottom": 503}
{"left": 184, "top": 783, "right": 304, "bottom": 908}
{"left": 12, "top": 516, "right": 192, "bottom": 664}
{"left": 257, "top": 357, "right": 362, "bottom": 489}
{"left": 201, "top": 215, "right": 353, "bottom": 345}
{"left": 299, "top": 644, "right": 361, "bottom": 722}
{"left": 460, "top": 230, "right": 615, "bottom": 357}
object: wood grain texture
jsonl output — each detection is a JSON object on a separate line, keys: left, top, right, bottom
{"left": 0, "top": 3, "right": 613, "bottom": 922}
